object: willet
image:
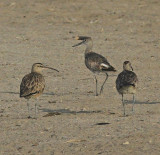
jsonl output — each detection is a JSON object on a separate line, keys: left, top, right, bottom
{"left": 116, "top": 61, "right": 138, "bottom": 116}
{"left": 72, "top": 36, "right": 116, "bottom": 96}
{"left": 20, "top": 63, "right": 59, "bottom": 118}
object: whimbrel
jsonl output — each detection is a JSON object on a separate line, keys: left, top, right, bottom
{"left": 116, "top": 61, "right": 138, "bottom": 116}
{"left": 20, "top": 63, "right": 59, "bottom": 118}
{"left": 72, "top": 36, "right": 116, "bottom": 96}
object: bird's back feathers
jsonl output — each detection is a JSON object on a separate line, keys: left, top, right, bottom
{"left": 116, "top": 70, "right": 138, "bottom": 91}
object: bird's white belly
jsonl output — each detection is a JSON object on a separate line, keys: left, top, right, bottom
{"left": 118, "top": 85, "right": 136, "bottom": 94}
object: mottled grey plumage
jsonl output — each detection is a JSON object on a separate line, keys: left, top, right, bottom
{"left": 73, "top": 36, "right": 116, "bottom": 96}
{"left": 85, "top": 52, "right": 116, "bottom": 73}
{"left": 20, "top": 63, "right": 59, "bottom": 118}
{"left": 116, "top": 61, "right": 138, "bottom": 116}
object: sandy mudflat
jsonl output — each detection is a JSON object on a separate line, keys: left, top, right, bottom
{"left": 0, "top": 0, "right": 160, "bottom": 154}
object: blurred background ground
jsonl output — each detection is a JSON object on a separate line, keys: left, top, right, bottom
{"left": 0, "top": 0, "right": 160, "bottom": 154}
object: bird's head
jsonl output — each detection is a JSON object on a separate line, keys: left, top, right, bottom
{"left": 31, "top": 63, "right": 59, "bottom": 73}
{"left": 123, "top": 61, "right": 133, "bottom": 71}
{"left": 72, "top": 36, "right": 92, "bottom": 47}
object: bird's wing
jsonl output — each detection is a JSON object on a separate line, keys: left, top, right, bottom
{"left": 100, "top": 62, "right": 116, "bottom": 71}
{"left": 20, "top": 73, "right": 45, "bottom": 98}
{"left": 93, "top": 53, "right": 116, "bottom": 71}
{"left": 85, "top": 52, "right": 116, "bottom": 71}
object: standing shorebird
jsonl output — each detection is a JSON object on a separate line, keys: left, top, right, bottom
{"left": 20, "top": 63, "right": 59, "bottom": 118}
{"left": 116, "top": 61, "right": 138, "bottom": 116}
{"left": 72, "top": 36, "right": 116, "bottom": 96}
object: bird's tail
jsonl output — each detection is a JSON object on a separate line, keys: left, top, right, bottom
{"left": 108, "top": 66, "right": 117, "bottom": 72}
{"left": 101, "top": 65, "right": 116, "bottom": 72}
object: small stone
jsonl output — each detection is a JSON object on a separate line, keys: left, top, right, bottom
{"left": 123, "top": 141, "right": 129, "bottom": 145}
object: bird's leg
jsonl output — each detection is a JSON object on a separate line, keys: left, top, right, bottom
{"left": 122, "top": 94, "right": 126, "bottom": 116}
{"left": 35, "top": 102, "right": 38, "bottom": 119}
{"left": 94, "top": 74, "right": 98, "bottom": 96}
{"left": 100, "top": 73, "right": 108, "bottom": 95}
{"left": 27, "top": 101, "right": 31, "bottom": 118}
{"left": 132, "top": 94, "right": 135, "bottom": 112}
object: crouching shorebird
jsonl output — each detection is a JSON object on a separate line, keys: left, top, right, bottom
{"left": 116, "top": 61, "right": 138, "bottom": 116}
{"left": 72, "top": 36, "right": 116, "bottom": 96}
{"left": 20, "top": 63, "right": 59, "bottom": 118}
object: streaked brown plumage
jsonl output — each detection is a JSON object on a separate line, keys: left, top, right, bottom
{"left": 20, "top": 72, "right": 45, "bottom": 99}
{"left": 20, "top": 63, "right": 59, "bottom": 118}
{"left": 72, "top": 36, "right": 116, "bottom": 96}
{"left": 116, "top": 61, "right": 138, "bottom": 116}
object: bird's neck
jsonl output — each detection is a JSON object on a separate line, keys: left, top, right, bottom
{"left": 124, "top": 69, "right": 132, "bottom": 72}
{"left": 31, "top": 68, "right": 42, "bottom": 74}
{"left": 85, "top": 41, "right": 93, "bottom": 54}
{"left": 123, "top": 68, "right": 133, "bottom": 72}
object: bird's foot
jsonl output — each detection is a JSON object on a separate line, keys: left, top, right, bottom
{"left": 132, "top": 107, "right": 134, "bottom": 112}
{"left": 123, "top": 113, "right": 129, "bottom": 117}
{"left": 123, "top": 111, "right": 126, "bottom": 117}
{"left": 100, "top": 87, "right": 104, "bottom": 95}
{"left": 27, "top": 116, "right": 32, "bottom": 119}
{"left": 27, "top": 116, "right": 37, "bottom": 119}
{"left": 119, "top": 114, "right": 128, "bottom": 117}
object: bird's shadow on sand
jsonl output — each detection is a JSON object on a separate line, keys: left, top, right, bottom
{"left": 0, "top": 91, "right": 57, "bottom": 96}
{"left": 0, "top": 91, "right": 160, "bottom": 105}
{"left": 0, "top": 91, "right": 98, "bottom": 97}
{"left": 40, "top": 108, "right": 102, "bottom": 117}
{"left": 0, "top": 91, "right": 20, "bottom": 95}
{"left": 125, "top": 100, "right": 160, "bottom": 105}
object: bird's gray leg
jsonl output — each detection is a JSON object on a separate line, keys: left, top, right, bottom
{"left": 27, "top": 101, "right": 31, "bottom": 118}
{"left": 94, "top": 74, "right": 98, "bottom": 96}
{"left": 132, "top": 94, "right": 135, "bottom": 112}
{"left": 35, "top": 102, "right": 38, "bottom": 118}
{"left": 100, "top": 73, "right": 108, "bottom": 95}
{"left": 122, "top": 94, "right": 126, "bottom": 116}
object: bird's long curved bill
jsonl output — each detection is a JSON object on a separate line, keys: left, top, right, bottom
{"left": 131, "top": 66, "right": 133, "bottom": 71}
{"left": 72, "top": 40, "right": 85, "bottom": 47}
{"left": 43, "top": 66, "right": 59, "bottom": 72}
